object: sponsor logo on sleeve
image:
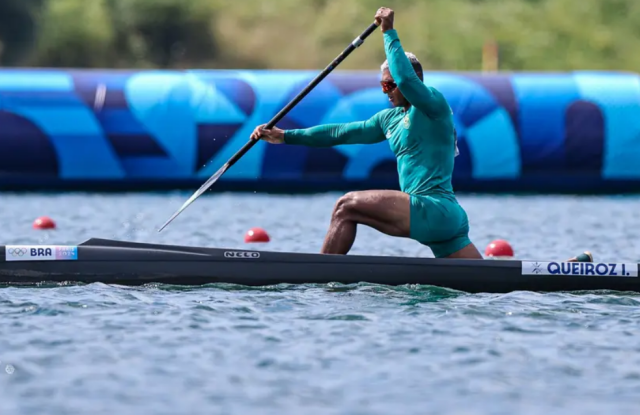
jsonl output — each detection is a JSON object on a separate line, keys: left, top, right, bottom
{"left": 5, "top": 246, "right": 78, "bottom": 261}
{"left": 521, "top": 261, "right": 638, "bottom": 277}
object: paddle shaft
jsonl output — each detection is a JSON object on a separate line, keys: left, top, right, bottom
{"left": 220, "top": 21, "right": 380, "bottom": 171}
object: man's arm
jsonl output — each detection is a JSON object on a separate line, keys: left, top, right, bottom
{"left": 284, "top": 113, "right": 386, "bottom": 147}
{"left": 383, "top": 29, "right": 449, "bottom": 119}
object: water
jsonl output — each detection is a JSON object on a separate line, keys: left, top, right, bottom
{"left": 1, "top": 192, "right": 639, "bottom": 414}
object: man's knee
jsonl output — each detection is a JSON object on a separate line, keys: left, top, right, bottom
{"left": 332, "top": 192, "right": 361, "bottom": 221}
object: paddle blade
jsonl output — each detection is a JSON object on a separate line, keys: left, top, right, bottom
{"left": 157, "top": 163, "right": 229, "bottom": 232}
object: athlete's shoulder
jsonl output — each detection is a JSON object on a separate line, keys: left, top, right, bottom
{"left": 374, "top": 107, "right": 402, "bottom": 123}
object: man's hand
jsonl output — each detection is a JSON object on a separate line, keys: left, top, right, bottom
{"left": 250, "top": 124, "right": 285, "bottom": 144}
{"left": 374, "top": 7, "right": 394, "bottom": 32}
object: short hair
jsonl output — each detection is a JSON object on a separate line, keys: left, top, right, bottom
{"left": 380, "top": 52, "right": 423, "bottom": 81}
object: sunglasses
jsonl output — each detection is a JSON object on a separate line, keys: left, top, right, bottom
{"left": 380, "top": 80, "right": 397, "bottom": 94}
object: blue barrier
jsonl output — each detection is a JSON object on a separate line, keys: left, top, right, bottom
{"left": 1, "top": 68, "right": 640, "bottom": 193}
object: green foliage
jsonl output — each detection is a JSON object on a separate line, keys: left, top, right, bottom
{"left": 105, "top": 0, "right": 218, "bottom": 68}
{"left": 3, "top": 0, "right": 219, "bottom": 68}
{"left": 1, "top": 0, "right": 639, "bottom": 71}
{"left": 0, "top": 0, "right": 43, "bottom": 65}
{"left": 33, "top": 0, "right": 115, "bottom": 67}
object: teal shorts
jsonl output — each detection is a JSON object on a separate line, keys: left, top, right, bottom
{"left": 409, "top": 194, "right": 472, "bottom": 258}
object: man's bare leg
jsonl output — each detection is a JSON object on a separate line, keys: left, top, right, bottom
{"left": 444, "top": 243, "right": 484, "bottom": 259}
{"left": 321, "top": 190, "right": 411, "bottom": 254}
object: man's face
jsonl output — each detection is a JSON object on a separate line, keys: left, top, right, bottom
{"left": 381, "top": 68, "right": 407, "bottom": 108}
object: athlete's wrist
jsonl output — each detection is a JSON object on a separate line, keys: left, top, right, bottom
{"left": 382, "top": 28, "right": 398, "bottom": 38}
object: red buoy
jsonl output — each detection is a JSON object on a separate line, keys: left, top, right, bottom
{"left": 33, "top": 216, "right": 56, "bottom": 230}
{"left": 485, "top": 239, "right": 514, "bottom": 258}
{"left": 244, "top": 227, "right": 270, "bottom": 243}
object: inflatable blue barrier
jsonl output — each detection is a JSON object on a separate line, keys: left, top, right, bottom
{"left": 1, "top": 68, "right": 640, "bottom": 193}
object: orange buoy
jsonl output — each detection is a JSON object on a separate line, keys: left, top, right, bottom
{"left": 244, "top": 227, "right": 270, "bottom": 243}
{"left": 33, "top": 216, "right": 56, "bottom": 230}
{"left": 485, "top": 239, "right": 514, "bottom": 258}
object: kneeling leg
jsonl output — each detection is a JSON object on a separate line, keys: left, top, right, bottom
{"left": 321, "top": 190, "right": 411, "bottom": 254}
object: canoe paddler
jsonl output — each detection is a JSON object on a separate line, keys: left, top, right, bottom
{"left": 251, "top": 6, "right": 594, "bottom": 264}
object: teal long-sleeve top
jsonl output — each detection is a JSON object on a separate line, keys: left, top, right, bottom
{"left": 283, "top": 29, "right": 458, "bottom": 197}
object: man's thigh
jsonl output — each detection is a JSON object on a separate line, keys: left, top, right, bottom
{"left": 409, "top": 194, "right": 471, "bottom": 257}
{"left": 338, "top": 190, "right": 411, "bottom": 237}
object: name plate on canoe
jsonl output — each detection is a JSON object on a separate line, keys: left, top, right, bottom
{"left": 522, "top": 261, "right": 638, "bottom": 277}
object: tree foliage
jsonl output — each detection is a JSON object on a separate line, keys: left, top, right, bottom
{"left": 0, "top": 0, "right": 638, "bottom": 72}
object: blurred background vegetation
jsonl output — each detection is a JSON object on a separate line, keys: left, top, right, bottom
{"left": 1, "top": 0, "right": 638, "bottom": 71}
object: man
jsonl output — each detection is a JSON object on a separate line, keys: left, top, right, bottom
{"left": 251, "top": 7, "right": 593, "bottom": 263}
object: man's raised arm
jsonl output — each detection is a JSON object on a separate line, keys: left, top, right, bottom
{"left": 382, "top": 29, "right": 449, "bottom": 119}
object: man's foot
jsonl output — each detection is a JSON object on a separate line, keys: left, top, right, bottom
{"left": 567, "top": 251, "right": 593, "bottom": 263}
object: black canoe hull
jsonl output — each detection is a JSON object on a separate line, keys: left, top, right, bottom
{"left": 0, "top": 238, "right": 638, "bottom": 293}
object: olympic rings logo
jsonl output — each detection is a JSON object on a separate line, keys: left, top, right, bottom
{"left": 7, "top": 248, "right": 27, "bottom": 256}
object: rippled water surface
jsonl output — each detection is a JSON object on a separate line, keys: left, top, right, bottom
{"left": 1, "top": 192, "right": 639, "bottom": 415}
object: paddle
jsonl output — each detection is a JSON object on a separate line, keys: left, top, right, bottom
{"left": 158, "top": 21, "right": 381, "bottom": 232}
